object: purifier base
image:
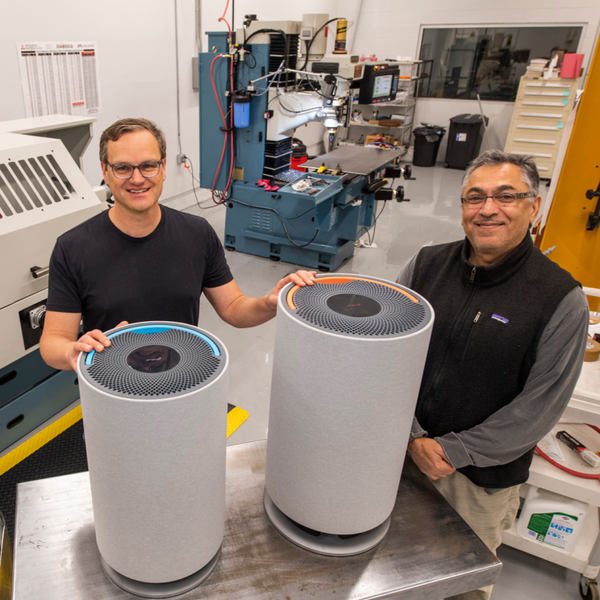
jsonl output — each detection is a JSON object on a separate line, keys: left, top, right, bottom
{"left": 100, "top": 547, "right": 221, "bottom": 599}
{"left": 264, "top": 490, "right": 390, "bottom": 556}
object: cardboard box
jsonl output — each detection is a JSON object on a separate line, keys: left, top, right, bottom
{"left": 365, "top": 134, "right": 395, "bottom": 145}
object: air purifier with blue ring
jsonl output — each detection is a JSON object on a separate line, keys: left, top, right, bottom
{"left": 77, "top": 321, "right": 228, "bottom": 598}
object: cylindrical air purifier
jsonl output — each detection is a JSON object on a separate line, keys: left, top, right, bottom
{"left": 264, "top": 274, "right": 434, "bottom": 556}
{"left": 77, "top": 322, "right": 228, "bottom": 598}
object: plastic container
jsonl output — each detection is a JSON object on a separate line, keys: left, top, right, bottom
{"left": 560, "top": 53, "right": 584, "bottom": 79}
{"left": 291, "top": 138, "right": 308, "bottom": 171}
{"left": 517, "top": 486, "right": 588, "bottom": 553}
{"left": 412, "top": 125, "right": 446, "bottom": 167}
{"left": 233, "top": 92, "right": 251, "bottom": 128}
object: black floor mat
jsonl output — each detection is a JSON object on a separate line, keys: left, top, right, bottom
{"left": 0, "top": 420, "right": 87, "bottom": 545}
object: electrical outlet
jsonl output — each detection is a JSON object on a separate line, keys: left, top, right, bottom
{"left": 177, "top": 154, "right": 186, "bottom": 164}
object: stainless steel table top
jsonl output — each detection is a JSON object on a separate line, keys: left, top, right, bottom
{"left": 13, "top": 440, "right": 500, "bottom": 599}
{"left": 303, "top": 146, "right": 402, "bottom": 175}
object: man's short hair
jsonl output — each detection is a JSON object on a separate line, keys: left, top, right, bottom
{"left": 462, "top": 150, "right": 540, "bottom": 199}
{"left": 99, "top": 118, "right": 167, "bottom": 164}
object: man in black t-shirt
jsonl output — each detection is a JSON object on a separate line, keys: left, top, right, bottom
{"left": 41, "top": 118, "right": 315, "bottom": 371}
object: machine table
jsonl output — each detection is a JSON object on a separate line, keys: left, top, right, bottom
{"left": 13, "top": 440, "right": 500, "bottom": 599}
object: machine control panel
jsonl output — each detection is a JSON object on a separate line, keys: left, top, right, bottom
{"left": 358, "top": 64, "right": 400, "bottom": 104}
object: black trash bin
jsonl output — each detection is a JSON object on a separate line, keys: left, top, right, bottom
{"left": 412, "top": 124, "right": 446, "bottom": 167}
{"left": 444, "top": 114, "right": 489, "bottom": 170}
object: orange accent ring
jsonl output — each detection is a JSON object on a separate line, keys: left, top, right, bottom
{"left": 285, "top": 275, "right": 419, "bottom": 310}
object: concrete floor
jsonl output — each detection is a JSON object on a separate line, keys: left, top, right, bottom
{"left": 165, "top": 163, "right": 585, "bottom": 600}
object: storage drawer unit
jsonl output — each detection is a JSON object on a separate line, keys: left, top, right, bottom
{"left": 504, "top": 75, "right": 580, "bottom": 179}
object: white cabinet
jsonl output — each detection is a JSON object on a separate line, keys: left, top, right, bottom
{"left": 504, "top": 75, "right": 580, "bottom": 179}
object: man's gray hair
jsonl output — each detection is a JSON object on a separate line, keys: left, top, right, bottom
{"left": 461, "top": 150, "right": 540, "bottom": 199}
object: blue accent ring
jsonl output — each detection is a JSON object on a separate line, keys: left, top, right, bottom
{"left": 84, "top": 325, "right": 220, "bottom": 366}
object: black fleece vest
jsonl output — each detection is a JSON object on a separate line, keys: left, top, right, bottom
{"left": 411, "top": 234, "right": 579, "bottom": 488}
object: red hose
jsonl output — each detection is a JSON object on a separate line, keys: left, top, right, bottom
{"left": 210, "top": 0, "right": 235, "bottom": 204}
{"left": 209, "top": 0, "right": 235, "bottom": 203}
{"left": 227, "top": 55, "right": 235, "bottom": 197}
{"left": 535, "top": 424, "right": 600, "bottom": 479}
{"left": 210, "top": 55, "right": 233, "bottom": 204}
{"left": 218, "top": 0, "right": 232, "bottom": 36}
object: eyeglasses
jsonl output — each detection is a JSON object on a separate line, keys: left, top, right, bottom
{"left": 106, "top": 160, "right": 163, "bottom": 179}
{"left": 461, "top": 192, "right": 535, "bottom": 206}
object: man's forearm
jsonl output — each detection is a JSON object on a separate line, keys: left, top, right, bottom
{"left": 205, "top": 272, "right": 315, "bottom": 328}
{"left": 40, "top": 333, "right": 77, "bottom": 371}
{"left": 410, "top": 416, "right": 428, "bottom": 441}
{"left": 221, "top": 295, "right": 277, "bottom": 328}
{"left": 408, "top": 437, "right": 456, "bottom": 479}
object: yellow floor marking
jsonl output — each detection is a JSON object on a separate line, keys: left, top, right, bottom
{"left": 227, "top": 406, "right": 249, "bottom": 438}
{"left": 0, "top": 405, "right": 83, "bottom": 477}
{"left": 0, "top": 404, "right": 249, "bottom": 476}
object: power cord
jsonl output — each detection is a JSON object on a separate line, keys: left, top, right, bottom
{"left": 229, "top": 197, "right": 319, "bottom": 247}
{"left": 359, "top": 178, "right": 395, "bottom": 246}
{"left": 300, "top": 18, "right": 342, "bottom": 71}
{"left": 366, "top": 201, "right": 388, "bottom": 245}
{"left": 183, "top": 157, "right": 222, "bottom": 211}
{"left": 536, "top": 424, "right": 600, "bottom": 479}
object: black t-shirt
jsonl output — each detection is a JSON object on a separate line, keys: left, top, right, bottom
{"left": 47, "top": 205, "right": 233, "bottom": 332}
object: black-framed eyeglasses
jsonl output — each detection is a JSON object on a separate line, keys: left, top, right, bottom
{"left": 461, "top": 192, "right": 535, "bottom": 206}
{"left": 106, "top": 160, "right": 164, "bottom": 179}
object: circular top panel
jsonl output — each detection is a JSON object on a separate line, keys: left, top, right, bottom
{"left": 283, "top": 275, "right": 432, "bottom": 338}
{"left": 79, "top": 323, "right": 226, "bottom": 399}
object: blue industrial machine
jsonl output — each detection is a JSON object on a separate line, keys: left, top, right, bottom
{"left": 198, "top": 20, "right": 412, "bottom": 271}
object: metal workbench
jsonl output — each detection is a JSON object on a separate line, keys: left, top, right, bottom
{"left": 13, "top": 440, "right": 501, "bottom": 599}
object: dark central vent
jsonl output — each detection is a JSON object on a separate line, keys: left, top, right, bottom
{"left": 84, "top": 329, "right": 224, "bottom": 399}
{"left": 290, "top": 280, "right": 429, "bottom": 337}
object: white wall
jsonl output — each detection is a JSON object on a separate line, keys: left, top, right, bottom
{"left": 350, "top": 0, "right": 599, "bottom": 71}
{"left": 0, "top": 0, "right": 202, "bottom": 203}
{"left": 349, "top": 0, "right": 600, "bottom": 152}
{"left": 1, "top": 0, "right": 598, "bottom": 199}
{"left": 0, "top": 0, "right": 344, "bottom": 201}
{"left": 200, "top": 0, "right": 350, "bottom": 52}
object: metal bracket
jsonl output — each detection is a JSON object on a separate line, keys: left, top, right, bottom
{"left": 586, "top": 181, "right": 600, "bottom": 231}
{"left": 29, "top": 305, "right": 46, "bottom": 330}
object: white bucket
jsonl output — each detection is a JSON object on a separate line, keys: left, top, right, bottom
{"left": 517, "top": 486, "right": 588, "bottom": 553}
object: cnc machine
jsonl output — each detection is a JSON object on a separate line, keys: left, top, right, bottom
{"left": 198, "top": 16, "right": 412, "bottom": 271}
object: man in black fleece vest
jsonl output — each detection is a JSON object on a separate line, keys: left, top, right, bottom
{"left": 397, "top": 150, "right": 588, "bottom": 600}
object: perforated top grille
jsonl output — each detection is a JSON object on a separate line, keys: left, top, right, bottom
{"left": 288, "top": 279, "right": 431, "bottom": 337}
{"left": 82, "top": 329, "right": 225, "bottom": 399}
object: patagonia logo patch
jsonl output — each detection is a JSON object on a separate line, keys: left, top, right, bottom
{"left": 491, "top": 314, "right": 509, "bottom": 324}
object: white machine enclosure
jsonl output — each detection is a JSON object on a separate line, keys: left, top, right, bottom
{"left": 265, "top": 275, "right": 434, "bottom": 535}
{"left": 77, "top": 322, "right": 229, "bottom": 585}
{"left": 0, "top": 125, "right": 103, "bottom": 369}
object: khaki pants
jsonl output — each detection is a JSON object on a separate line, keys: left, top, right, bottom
{"left": 432, "top": 471, "right": 520, "bottom": 600}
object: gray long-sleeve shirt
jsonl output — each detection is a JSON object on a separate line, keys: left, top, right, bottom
{"left": 398, "top": 252, "right": 589, "bottom": 471}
